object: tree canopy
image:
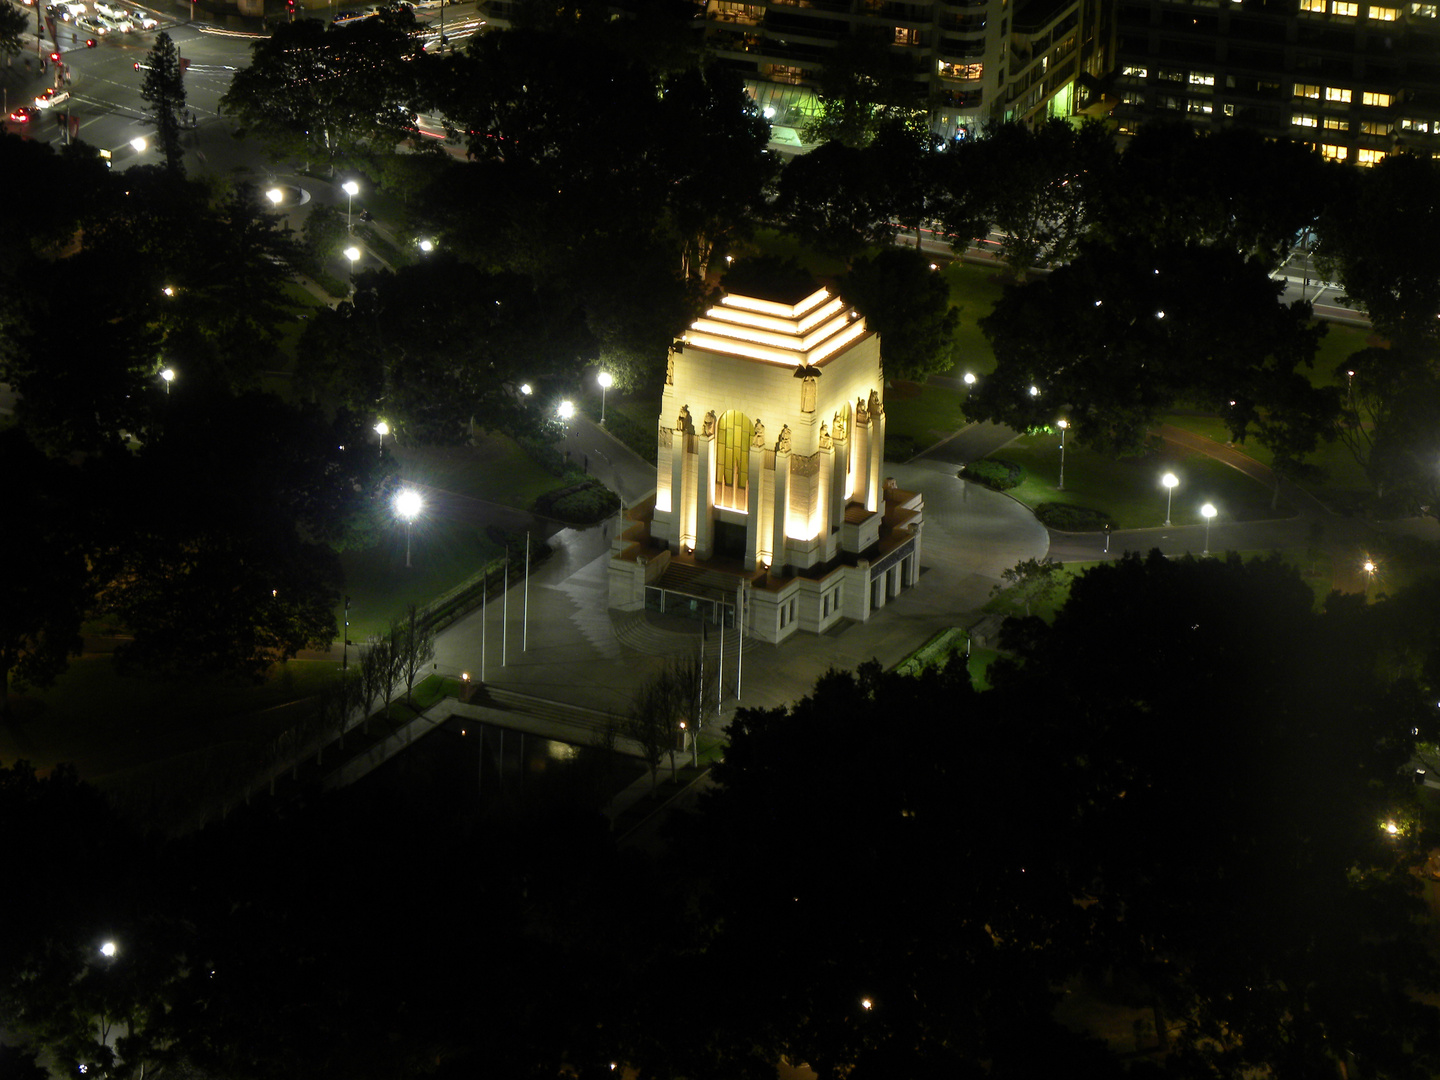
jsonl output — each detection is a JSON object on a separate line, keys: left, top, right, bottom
{"left": 973, "top": 241, "right": 1332, "bottom": 454}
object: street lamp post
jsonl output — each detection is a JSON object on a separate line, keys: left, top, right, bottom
{"left": 1056, "top": 418, "right": 1068, "bottom": 490}
{"left": 597, "top": 371, "right": 612, "bottom": 425}
{"left": 342, "top": 180, "right": 360, "bottom": 233}
{"left": 160, "top": 367, "right": 175, "bottom": 395}
{"left": 374, "top": 419, "right": 389, "bottom": 456}
{"left": 344, "top": 245, "right": 361, "bottom": 293}
{"left": 1201, "top": 503, "right": 1216, "bottom": 555}
{"left": 1363, "top": 558, "right": 1376, "bottom": 598}
{"left": 1162, "top": 472, "right": 1179, "bottom": 526}
{"left": 266, "top": 188, "right": 283, "bottom": 207}
{"left": 394, "top": 489, "right": 423, "bottom": 568}
{"left": 557, "top": 399, "right": 575, "bottom": 422}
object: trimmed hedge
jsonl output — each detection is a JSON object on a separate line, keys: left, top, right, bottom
{"left": 1035, "top": 502, "right": 1114, "bottom": 532}
{"left": 961, "top": 458, "right": 1025, "bottom": 491}
{"left": 539, "top": 480, "right": 621, "bottom": 524}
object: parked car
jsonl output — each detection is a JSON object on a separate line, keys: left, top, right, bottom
{"left": 76, "top": 13, "right": 108, "bottom": 31}
{"left": 35, "top": 88, "right": 71, "bottom": 109}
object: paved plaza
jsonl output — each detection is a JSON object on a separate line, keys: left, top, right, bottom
{"left": 431, "top": 451, "right": 1050, "bottom": 729}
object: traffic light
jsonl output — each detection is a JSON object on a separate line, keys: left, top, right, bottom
{"left": 133, "top": 61, "right": 139, "bottom": 69}
{"left": 85, "top": 36, "right": 96, "bottom": 46}
{"left": 49, "top": 51, "right": 60, "bottom": 63}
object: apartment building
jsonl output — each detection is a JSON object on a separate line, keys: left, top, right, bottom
{"left": 1110, "top": 0, "right": 1440, "bottom": 163}
{"left": 482, "top": 0, "right": 1113, "bottom": 144}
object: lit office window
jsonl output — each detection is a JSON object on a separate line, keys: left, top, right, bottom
{"left": 1369, "top": 5, "right": 1399, "bottom": 17}
{"left": 1320, "top": 143, "right": 1348, "bottom": 159}
{"left": 1325, "top": 86, "right": 1353, "bottom": 102}
{"left": 1356, "top": 147, "right": 1387, "bottom": 164}
{"left": 1293, "top": 113, "right": 1319, "bottom": 126}
{"left": 1362, "top": 91, "right": 1393, "bottom": 106}
{"left": 1295, "top": 83, "right": 1322, "bottom": 98}
{"left": 1189, "top": 72, "right": 1215, "bottom": 85}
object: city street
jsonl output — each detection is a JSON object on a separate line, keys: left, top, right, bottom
{"left": 1, "top": 0, "right": 482, "bottom": 172}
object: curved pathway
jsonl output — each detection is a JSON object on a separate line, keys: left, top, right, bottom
{"left": 1046, "top": 421, "right": 1381, "bottom": 596}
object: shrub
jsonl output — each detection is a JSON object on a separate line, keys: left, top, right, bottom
{"left": 1034, "top": 502, "right": 1114, "bottom": 531}
{"left": 517, "top": 436, "right": 580, "bottom": 479}
{"left": 544, "top": 481, "right": 621, "bottom": 524}
{"left": 962, "top": 458, "right": 1024, "bottom": 491}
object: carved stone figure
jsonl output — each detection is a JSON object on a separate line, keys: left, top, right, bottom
{"left": 800, "top": 375, "right": 817, "bottom": 413}
{"left": 677, "top": 405, "right": 693, "bottom": 434}
{"left": 776, "top": 424, "right": 792, "bottom": 454}
{"left": 665, "top": 354, "right": 675, "bottom": 386}
{"left": 855, "top": 396, "right": 869, "bottom": 426}
{"left": 818, "top": 422, "right": 832, "bottom": 451}
{"left": 752, "top": 418, "right": 766, "bottom": 448}
{"left": 703, "top": 409, "right": 716, "bottom": 437}
{"left": 868, "top": 389, "right": 884, "bottom": 418}
{"left": 832, "top": 409, "right": 848, "bottom": 442}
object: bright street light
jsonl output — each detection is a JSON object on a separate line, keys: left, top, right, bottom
{"left": 266, "top": 188, "right": 283, "bottom": 206}
{"left": 160, "top": 367, "right": 175, "bottom": 395}
{"left": 418, "top": 238, "right": 435, "bottom": 253}
{"left": 557, "top": 399, "right": 575, "bottom": 421}
{"left": 100, "top": 941, "right": 117, "bottom": 958}
{"left": 374, "top": 419, "right": 389, "bottom": 455}
{"left": 393, "top": 488, "right": 423, "bottom": 568}
{"left": 130, "top": 136, "right": 147, "bottom": 152}
{"left": 597, "top": 371, "right": 612, "bottom": 425}
{"left": 344, "top": 245, "right": 361, "bottom": 290}
{"left": 342, "top": 179, "right": 360, "bottom": 233}
{"left": 963, "top": 372, "right": 976, "bottom": 386}
{"left": 1056, "top": 418, "right": 1068, "bottom": 491}
{"left": 1028, "top": 385, "right": 1040, "bottom": 397}
{"left": 519, "top": 383, "right": 533, "bottom": 396}
{"left": 1161, "top": 472, "right": 1179, "bottom": 526}
{"left": 1201, "top": 503, "right": 1216, "bottom": 555}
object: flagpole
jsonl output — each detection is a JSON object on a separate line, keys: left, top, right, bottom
{"left": 735, "top": 579, "right": 744, "bottom": 699}
{"left": 502, "top": 553, "right": 509, "bottom": 666}
{"left": 523, "top": 531, "right": 530, "bottom": 652}
{"left": 717, "top": 600, "right": 725, "bottom": 722}
{"left": 481, "top": 569, "right": 487, "bottom": 681}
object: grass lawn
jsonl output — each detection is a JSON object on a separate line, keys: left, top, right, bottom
{"left": 994, "top": 429, "right": 1290, "bottom": 530}
{"left": 1162, "top": 411, "right": 1372, "bottom": 514}
{"left": 942, "top": 260, "right": 1008, "bottom": 378}
{"left": 394, "top": 435, "right": 568, "bottom": 512}
{"left": 1, "top": 656, "right": 344, "bottom": 776}
{"left": 885, "top": 380, "right": 967, "bottom": 454}
{"left": 338, "top": 436, "right": 565, "bottom": 636}
{"left": 339, "top": 521, "right": 502, "bottom": 640}
{"left": 1312, "top": 321, "right": 1374, "bottom": 385}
